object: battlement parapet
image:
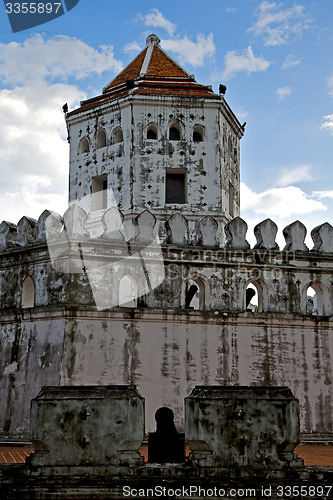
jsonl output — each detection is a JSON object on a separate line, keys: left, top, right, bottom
{"left": 1, "top": 207, "right": 333, "bottom": 255}
{"left": 0, "top": 207, "right": 332, "bottom": 315}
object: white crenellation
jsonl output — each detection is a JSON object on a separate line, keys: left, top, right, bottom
{"left": 254, "top": 218, "right": 279, "bottom": 250}
{"left": 311, "top": 222, "right": 333, "bottom": 253}
{"left": 0, "top": 208, "right": 333, "bottom": 317}
{"left": 1, "top": 208, "right": 333, "bottom": 254}
{"left": 283, "top": 220, "right": 308, "bottom": 251}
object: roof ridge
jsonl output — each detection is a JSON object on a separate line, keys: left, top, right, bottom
{"left": 154, "top": 43, "right": 195, "bottom": 80}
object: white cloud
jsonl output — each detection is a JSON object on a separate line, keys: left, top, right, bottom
{"left": 0, "top": 35, "right": 125, "bottom": 224}
{"left": 161, "top": 34, "right": 216, "bottom": 67}
{"left": 248, "top": 1, "right": 311, "bottom": 46}
{"left": 226, "top": 7, "right": 238, "bottom": 13}
{"left": 276, "top": 85, "right": 292, "bottom": 100}
{"left": 241, "top": 183, "right": 326, "bottom": 218}
{"left": 0, "top": 81, "right": 83, "bottom": 223}
{"left": 321, "top": 114, "right": 333, "bottom": 134}
{"left": 313, "top": 190, "right": 333, "bottom": 200}
{"left": 282, "top": 54, "right": 301, "bottom": 69}
{"left": 235, "top": 108, "right": 249, "bottom": 121}
{"left": 222, "top": 46, "right": 270, "bottom": 80}
{"left": 0, "top": 34, "right": 123, "bottom": 85}
{"left": 327, "top": 75, "right": 333, "bottom": 97}
{"left": 276, "top": 165, "right": 313, "bottom": 186}
{"left": 122, "top": 41, "right": 142, "bottom": 54}
{"left": 140, "top": 9, "right": 176, "bottom": 37}
{"left": 0, "top": 177, "right": 68, "bottom": 224}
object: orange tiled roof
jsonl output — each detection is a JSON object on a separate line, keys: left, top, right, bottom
{"left": 145, "top": 45, "right": 190, "bottom": 78}
{"left": 68, "top": 35, "right": 218, "bottom": 117}
{"left": 105, "top": 48, "right": 148, "bottom": 89}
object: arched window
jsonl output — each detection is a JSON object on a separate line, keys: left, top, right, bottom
{"left": 306, "top": 286, "right": 318, "bottom": 315}
{"left": 113, "top": 127, "right": 123, "bottom": 144}
{"left": 192, "top": 126, "right": 203, "bottom": 142}
{"left": 147, "top": 124, "right": 158, "bottom": 140}
{"left": 119, "top": 274, "right": 137, "bottom": 307}
{"left": 245, "top": 280, "right": 264, "bottom": 312}
{"left": 169, "top": 124, "right": 181, "bottom": 141}
{"left": 22, "top": 276, "right": 35, "bottom": 309}
{"left": 305, "top": 282, "right": 332, "bottom": 316}
{"left": 97, "top": 128, "right": 106, "bottom": 149}
{"left": 78, "top": 137, "right": 89, "bottom": 155}
{"left": 185, "top": 278, "right": 204, "bottom": 310}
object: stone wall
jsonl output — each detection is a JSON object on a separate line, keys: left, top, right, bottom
{"left": 0, "top": 207, "right": 332, "bottom": 438}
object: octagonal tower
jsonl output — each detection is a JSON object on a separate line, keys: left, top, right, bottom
{"left": 66, "top": 34, "right": 244, "bottom": 229}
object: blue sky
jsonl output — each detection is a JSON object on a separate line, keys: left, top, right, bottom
{"left": 0, "top": 0, "right": 332, "bottom": 246}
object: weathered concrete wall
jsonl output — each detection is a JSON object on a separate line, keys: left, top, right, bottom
{"left": 3, "top": 304, "right": 332, "bottom": 438}
{"left": 0, "top": 211, "right": 332, "bottom": 438}
{"left": 58, "top": 310, "right": 333, "bottom": 434}
{"left": 0, "top": 313, "right": 65, "bottom": 438}
{"left": 185, "top": 386, "right": 302, "bottom": 468}
{"left": 30, "top": 385, "right": 144, "bottom": 466}
{"left": 1, "top": 386, "right": 333, "bottom": 500}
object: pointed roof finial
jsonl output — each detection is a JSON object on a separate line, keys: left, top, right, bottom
{"left": 146, "top": 34, "right": 161, "bottom": 46}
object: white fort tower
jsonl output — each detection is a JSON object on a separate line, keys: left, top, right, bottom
{"left": 0, "top": 35, "right": 332, "bottom": 440}
{"left": 66, "top": 34, "right": 243, "bottom": 230}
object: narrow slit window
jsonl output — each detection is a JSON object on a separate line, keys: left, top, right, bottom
{"left": 166, "top": 171, "right": 186, "bottom": 204}
{"left": 229, "top": 182, "right": 234, "bottom": 218}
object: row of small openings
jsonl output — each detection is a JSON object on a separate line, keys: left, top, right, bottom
{"left": 119, "top": 276, "right": 204, "bottom": 309}
{"left": 77, "top": 127, "right": 123, "bottom": 154}
{"left": 246, "top": 282, "right": 330, "bottom": 316}
{"left": 19, "top": 276, "right": 332, "bottom": 315}
{"left": 77, "top": 123, "right": 204, "bottom": 155}
{"left": 20, "top": 275, "right": 138, "bottom": 309}
{"left": 147, "top": 123, "right": 204, "bottom": 142}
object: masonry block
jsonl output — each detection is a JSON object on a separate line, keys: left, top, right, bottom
{"left": 185, "top": 386, "right": 303, "bottom": 469}
{"left": 30, "top": 386, "right": 145, "bottom": 467}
